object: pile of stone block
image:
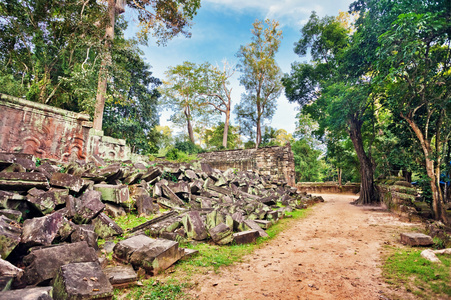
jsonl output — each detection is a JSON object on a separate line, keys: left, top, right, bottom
{"left": 0, "top": 152, "right": 321, "bottom": 299}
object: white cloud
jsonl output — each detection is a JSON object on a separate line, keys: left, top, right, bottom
{"left": 204, "top": 0, "right": 354, "bottom": 27}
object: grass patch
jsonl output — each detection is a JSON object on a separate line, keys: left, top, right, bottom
{"left": 113, "top": 212, "right": 156, "bottom": 231}
{"left": 383, "top": 246, "right": 451, "bottom": 299}
{"left": 114, "top": 279, "right": 190, "bottom": 300}
{"left": 114, "top": 206, "right": 313, "bottom": 299}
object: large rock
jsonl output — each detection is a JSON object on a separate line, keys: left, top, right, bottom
{"left": 233, "top": 230, "right": 260, "bottom": 244}
{"left": 53, "top": 262, "right": 113, "bottom": 300}
{"left": 113, "top": 235, "right": 184, "bottom": 275}
{"left": 73, "top": 190, "right": 105, "bottom": 224}
{"left": 23, "top": 241, "right": 98, "bottom": 285}
{"left": 92, "top": 213, "right": 123, "bottom": 238}
{"left": 182, "top": 211, "right": 208, "bottom": 241}
{"left": 244, "top": 219, "right": 269, "bottom": 237}
{"left": 50, "top": 173, "right": 85, "bottom": 193}
{"left": 159, "top": 185, "right": 185, "bottom": 209}
{"left": 0, "top": 215, "right": 21, "bottom": 259}
{"left": 0, "top": 286, "right": 53, "bottom": 300}
{"left": 0, "top": 257, "right": 24, "bottom": 284}
{"left": 400, "top": 232, "right": 433, "bottom": 246}
{"left": 103, "top": 265, "right": 137, "bottom": 287}
{"left": 93, "top": 184, "right": 130, "bottom": 206}
{"left": 70, "top": 224, "right": 98, "bottom": 250}
{"left": 21, "top": 212, "right": 65, "bottom": 246}
{"left": 128, "top": 239, "right": 184, "bottom": 275}
{"left": 136, "top": 195, "right": 159, "bottom": 216}
{"left": 0, "top": 172, "right": 49, "bottom": 190}
{"left": 209, "top": 223, "right": 233, "bottom": 245}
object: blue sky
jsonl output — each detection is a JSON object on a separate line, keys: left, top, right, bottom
{"left": 124, "top": 0, "right": 355, "bottom": 137}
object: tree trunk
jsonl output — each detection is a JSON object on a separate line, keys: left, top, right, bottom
{"left": 348, "top": 117, "right": 379, "bottom": 204}
{"left": 184, "top": 105, "right": 195, "bottom": 144}
{"left": 403, "top": 114, "right": 449, "bottom": 224}
{"left": 338, "top": 168, "right": 342, "bottom": 187}
{"left": 222, "top": 109, "right": 230, "bottom": 148}
{"left": 93, "top": 0, "right": 116, "bottom": 131}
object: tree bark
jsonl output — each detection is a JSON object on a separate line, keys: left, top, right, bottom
{"left": 184, "top": 105, "right": 195, "bottom": 144}
{"left": 93, "top": 0, "right": 116, "bottom": 131}
{"left": 348, "top": 117, "right": 379, "bottom": 204}
{"left": 222, "top": 108, "right": 230, "bottom": 148}
{"left": 403, "top": 115, "right": 449, "bottom": 224}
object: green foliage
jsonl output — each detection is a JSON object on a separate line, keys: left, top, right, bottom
{"left": 174, "top": 140, "right": 203, "bottom": 155}
{"left": 160, "top": 61, "right": 220, "bottom": 144}
{"left": 0, "top": 0, "right": 104, "bottom": 107}
{"left": 235, "top": 19, "right": 283, "bottom": 147}
{"left": 204, "top": 122, "right": 241, "bottom": 150}
{"left": 383, "top": 247, "right": 451, "bottom": 299}
{"left": 291, "top": 139, "right": 326, "bottom": 182}
{"left": 102, "top": 27, "right": 161, "bottom": 155}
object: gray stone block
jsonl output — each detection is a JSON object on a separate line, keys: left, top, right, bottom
{"left": 53, "top": 262, "right": 113, "bottom": 300}
{"left": 400, "top": 232, "right": 433, "bottom": 246}
{"left": 0, "top": 286, "right": 53, "bottom": 300}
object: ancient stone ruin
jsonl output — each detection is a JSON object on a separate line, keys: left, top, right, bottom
{"left": 0, "top": 152, "right": 322, "bottom": 299}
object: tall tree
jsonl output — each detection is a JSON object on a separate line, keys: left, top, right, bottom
{"left": 93, "top": 0, "right": 201, "bottom": 130}
{"left": 283, "top": 12, "right": 380, "bottom": 204}
{"left": 196, "top": 61, "right": 234, "bottom": 148}
{"left": 0, "top": 0, "right": 104, "bottom": 107}
{"left": 160, "top": 62, "right": 219, "bottom": 144}
{"left": 235, "top": 19, "right": 283, "bottom": 148}
{"left": 373, "top": 1, "right": 451, "bottom": 223}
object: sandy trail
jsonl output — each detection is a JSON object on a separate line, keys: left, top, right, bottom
{"left": 189, "top": 193, "right": 418, "bottom": 300}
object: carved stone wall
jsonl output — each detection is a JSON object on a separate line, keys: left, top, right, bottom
{"left": 0, "top": 94, "right": 129, "bottom": 162}
{"left": 296, "top": 182, "right": 360, "bottom": 194}
{"left": 198, "top": 145, "right": 296, "bottom": 186}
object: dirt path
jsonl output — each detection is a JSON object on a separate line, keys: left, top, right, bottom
{"left": 189, "top": 194, "right": 419, "bottom": 300}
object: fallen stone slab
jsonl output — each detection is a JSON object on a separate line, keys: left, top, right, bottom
{"left": 180, "top": 248, "right": 199, "bottom": 260}
{"left": 243, "top": 219, "right": 269, "bottom": 238}
{"left": 53, "top": 262, "right": 113, "bottom": 300}
{"left": 114, "top": 235, "right": 184, "bottom": 275}
{"left": 23, "top": 241, "right": 98, "bottom": 285}
{"left": 92, "top": 213, "right": 123, "bottom": 239}
{"left": 113, "top": 234, "right": 155, "bottom": 262}
{"left": 233, "top": 230, "right": 260, "bottom": 245}
{"left": 160, "top": 185, "right": 185, "bottom": 208}
{"left": 50, "top": 173, "right": 85, "bottom": 193}
{"left": 0, "top": 286, "right": 53, "bottom": 300}
{"left": 71, "top": 224, "right": 98, "bottom": 250}
{"left": 141, "top": 167, "right": 162, "bottom": 182}
{"left": 0, "top": 172, "right": 50, "bottom": 190}
{"left": 104, "top": 202, "right": 126, "bottom": 218}
{"left": 103, "top": 265, "right": 138, "bottom": 287}
{"left": 73, "top": 190, "right": 105, "bottom": 224}
{"left": 400, "top": 233, "right": 433, "bottom": 246}
{"left": 0, "top": 209, "right": 22, "bottom": 222}
{"left": 209, "top": 223, "right": 233, "bottom": 245}
{"left": 136, "top": 195, "right": 159, "bottom": 216}
{"left": 21, "top": 212, "right": 65, "bottom": 246}
{"left": 0, "top": 258, "right": 24, "bottom": 287}
{"left": 26, "top": 189, "right": 56, "bottom": 215}
{"left": 129, "top": 238, "right": 184, "bottom": 275}
{"left": 182, "top": 211, "right": 208, "bottom": 241}
{"left": 254, "top": 219, "right": 272, "bottom": 230}
{"left": 93, "top": 184, "right": 130, "bottom": 206}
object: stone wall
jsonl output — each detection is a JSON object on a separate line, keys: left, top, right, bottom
{"left": 296, "top": 182, "right": 360, "bottom": 194}
{"left": 0, "top": 94, "right": 130, "bottom": 162}
{"left": 197, "top": 144, "right": 296, "bottom": 186}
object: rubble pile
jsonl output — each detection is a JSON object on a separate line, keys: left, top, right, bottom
{"left": 0, "top": 152, "right": 323, "bottom": 299}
